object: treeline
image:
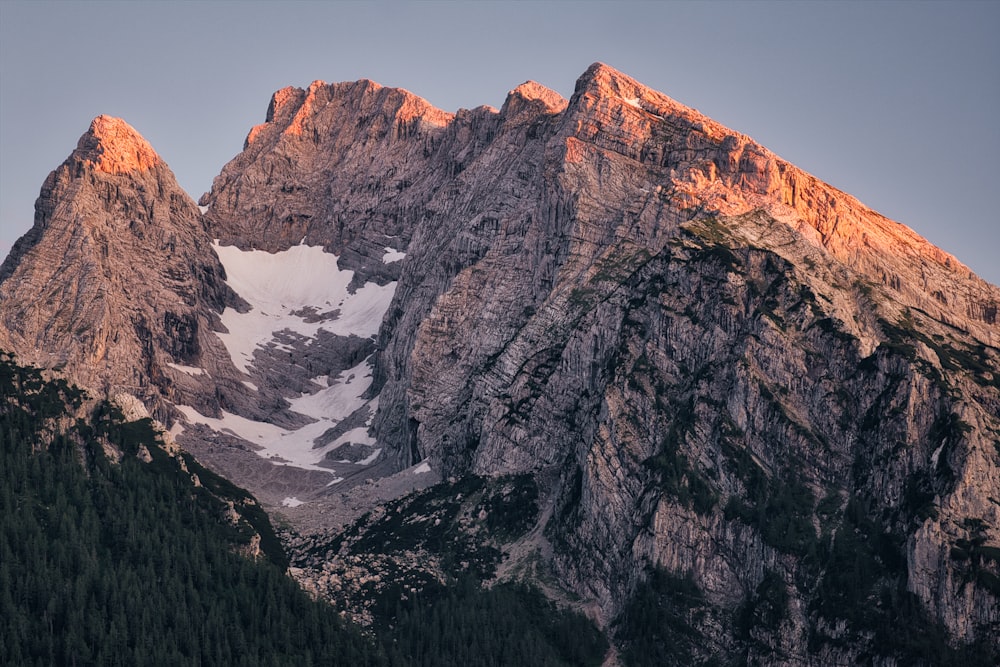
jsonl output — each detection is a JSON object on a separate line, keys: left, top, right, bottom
{"left": 0, "top": 352, "right": 381, "bottom": 666}
{"left": 0, "top": 352, "right": 607, "bottom": 666}
{"left": 382, "top": 577, "right": 607, "bottom": 667}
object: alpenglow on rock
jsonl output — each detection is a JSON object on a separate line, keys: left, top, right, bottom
{"left": 0, "top": 115, "right": 243, "bottom": 421}
{"left": 2, "top": 64, "right": 998, "bottom": 664}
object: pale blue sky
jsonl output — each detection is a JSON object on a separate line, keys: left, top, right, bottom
{"left": 2, "top": 1, "right": 997, "bottom": 285}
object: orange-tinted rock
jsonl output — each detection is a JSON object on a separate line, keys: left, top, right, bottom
{"left": 0, "top": 116, "right": 238, "bottom": 419}
{"left": 73, "top": 115, "right": 161, "bottom": 174}
{"left": 3, "top": 64, "right": 998, "bottom": 662}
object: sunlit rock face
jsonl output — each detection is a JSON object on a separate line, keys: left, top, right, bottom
{"left": 3, "top": 64, "right": 999, "bottom": 662}
{"left": 0, "top": 116, "right": 240, "bottom": 421}
{"left": 76, "top": 115, "right": 162, "bottom": 174}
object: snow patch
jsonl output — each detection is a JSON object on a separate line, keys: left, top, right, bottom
{"left": 167, "top": 362, "right": 206, "bottom": 376}
{"left": 331, "top": 426, "right": 377, "bottom": 448}
{"left": 288, "top": 359, "right": 372, "bottom": 422}
{"left": 359, "top": 448, "right": 382, "bottom": 466}
{"left": 175, "top": 404, "right": 342, "bottom": 473}
{"left": 176, "top": 405, "right": 285, "bottom": 443}
{"left": 198, "top": 204, "right": 209, "bottom": 214}
{"left": 212, "top": 243, "right": 396, "bottom": 373}
{"left": 175, "top": 357, "right": 379, "bottom": 472}
{"left": 382, "top": 247, "right": 406, "bottom": 264}
{"left": 364, "top": 396, "right": 380, "bottom": 427}
{"left": 621, "top": 96, "right": 663, "bottom": 119}
{"left": 930, "top": 442, "right": 945, "bottom": 469}
{"left": 413, "top": 461, "right": 432, "bottom": 474}
{"left": 184, "top": 243, "right": 397, "bottom": 473}
{"left": 282, "top": 497, "right": 305, "bottom": 508}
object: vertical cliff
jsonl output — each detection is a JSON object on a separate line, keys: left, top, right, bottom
{"left": 186, "top": 63, "right": 1000, "bottom": 661}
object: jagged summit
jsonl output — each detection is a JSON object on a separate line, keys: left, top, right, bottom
{"left": 71, "top": 115, "right": 161, "bottom": 174}
{"left": 559, "top": 62, "right": 999, "bottom": 344}
{"left": 0, "top": 113, "right": 236, "bottom": 416}
{"left": 502, "top": 81, "right": 568, "bottom": 116}
{"left": 244, "top": 77, "right": 454, "bottom": 150}
{"left": 575, "top": 61, "right": 643, "bottom": 97}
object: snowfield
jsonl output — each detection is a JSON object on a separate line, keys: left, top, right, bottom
{"left": 177, "top": 243, "right": 397, "bottom": 472}
{"left": 176, "top": 359, "right": 378, "bottom": 472}
{"left": 287, "top": 359, "right": 373, "bottom": 422}
{"left": 212, "top": 243, "right": 396, "bottom": 373}
{"left": 382, "top": 247, "right": 406, "bottom": 264}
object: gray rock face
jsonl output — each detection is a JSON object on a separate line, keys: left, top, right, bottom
{"left": 0, "top": 116, "right": 243, "bottom": 421}
{"left": 3, "top": 65, "right": 999, "bottom": 662}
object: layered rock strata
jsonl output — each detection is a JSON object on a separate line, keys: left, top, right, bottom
{"left": 0, "top": 116, "right": 241, "bottom": 420}
{"left": 3, "top": 64, "right": 998, "bottom": 662}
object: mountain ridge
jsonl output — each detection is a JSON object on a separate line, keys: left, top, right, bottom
{"left": 1, "top": 63, "right": 998, "bottom": 664}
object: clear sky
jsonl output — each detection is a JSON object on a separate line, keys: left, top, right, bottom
{"left": 2, "top": 1, "right": 997, "bottom": 286}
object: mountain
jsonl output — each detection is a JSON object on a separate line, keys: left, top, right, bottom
{"left": 0, "top": 115, "right": 241, "bottom": 422}
{"left": 2, "top": 63, "right": 998, "bottom": 664}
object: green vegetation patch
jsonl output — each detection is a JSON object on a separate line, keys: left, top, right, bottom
{"left": 735, "top": 569, "right": 790, "bottom": 652}
{"left": 381, "top": 577, "right": 608, "bottom": 667}
{"left": 646, "top": 416, "right": 718, "bottom": 516}
{"left": 343, "top": 474, "right": 539, "bottom": 580}
{"left": 722, "top": 442, "right": 818, "bottom": 557}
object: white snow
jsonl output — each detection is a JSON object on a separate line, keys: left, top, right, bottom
{"left": 621, "top": 96, "right": 663, "bottom": 120}
{"left": 175, "top": 243, "right": 398, "bottom": 473}
{"left": 212, "top": 243, "right": 397, "bottom": 373}
{"left": 413, "top": 461, "right": 432, "bottom": 474}
{"left": 282, "top": 497, "right": 305, "bottom": 508}
{"left": 176, "top": 403, "right": 343, "bottom": 472}
{"left": 287, "top": 359, "right": 373, "bottom": 422}
{"left": 176, "top": 358, "right": 382, "bottom": 472}
{"left": 176, "top": 405, "right": 286, "bottom": 443}
{"left": 331, "top": 427, "right": 377, "bottom": 449}
{"left": 358, "top": 448, "right": 382, "bottom": 466}
{"left": 364, "top": 396, "right": 379, "bottom": 427}
{"left": 183, "top": 403, "right": 340, "bottom": 471}
{"left": 382, "top": 247, "right": 406, "bottom": 264}
{"left": 930, "top": 442, "right": 945, "bottom": 469}
{"left": 198, "top": 205, "right": 209, "bottom": 214}
{"left": 167, "top": 362, "right": 206, "bottom": 376}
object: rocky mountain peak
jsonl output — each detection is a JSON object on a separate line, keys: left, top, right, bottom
{"left": 575, "top": 61, "right": 640, "bottom": 96}
{"left": 561, "top": 62, "right": 999, "bottom": 345}
{"left": 502, "top": 81, "right": 568, "bottom": 118}
{"left": 246, "top": 77, "right": 455, "bottom": 150}
{"left": 72, "top": 114, "right": 161, "bottom": 174}
{"left": 0, "top": 115, "right": 239, "bottom": 418}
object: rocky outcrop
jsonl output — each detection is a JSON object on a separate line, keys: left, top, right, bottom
{"left": 201, "top": 78, "right": 458, "bottom": 286}
{"left": 0, "top": 116, "right": 243, "bottom": 420}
